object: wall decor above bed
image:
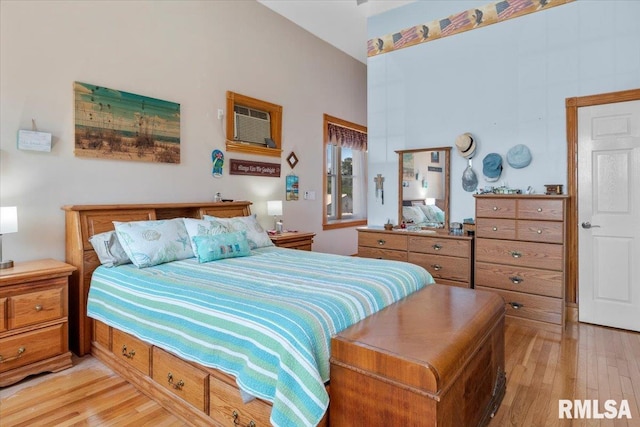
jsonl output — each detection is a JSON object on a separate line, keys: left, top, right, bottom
{"left": 73, "top": 82, "right": 181, "bottom": 164}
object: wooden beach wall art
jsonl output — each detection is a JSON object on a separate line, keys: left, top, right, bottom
{"left": 74, "top": 82, "right": 181, "bottom": 164}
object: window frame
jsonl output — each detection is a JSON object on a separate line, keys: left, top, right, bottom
{"left": 226, "top": 91, "right": 282, "bottom": 158}
{"left": 323, "top": 114, "right": 368, "bottom": 230}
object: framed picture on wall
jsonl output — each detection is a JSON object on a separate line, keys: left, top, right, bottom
{"left": 286, "top": 174, "right": 299, "bottom": 201}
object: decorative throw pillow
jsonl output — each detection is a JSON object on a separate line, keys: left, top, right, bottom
{"left": 183, "top": 218, "right": 229, "bottom": 255}
{"left": 402, "top": 206, "right": 428, "bottom": 224}
{"left": 89, "top": 230, "right": 131, "bottom": 267}
{"left": 418, "top": 205, "right": 439, "bottom": 223}
{"left": 203, "top": 214, "right": 273, "bottom": 249}
{"left": 113, "top": 218, "right": 194, "bottom": 268}
{"left": 192, "top": 231, "right": 251, "bottom": 263}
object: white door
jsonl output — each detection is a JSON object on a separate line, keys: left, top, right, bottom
{"left": 578, "top": 100, "right": 640, "bottom": 332}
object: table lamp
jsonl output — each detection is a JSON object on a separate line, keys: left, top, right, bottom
{"left": 267, "top": 200, "right": 283, "bottom": 233}
{"left": 0, "top": 206, "right": 18, "bottom": 269}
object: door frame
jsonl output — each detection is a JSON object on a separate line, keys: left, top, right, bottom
{"left": 565, "top": 88, "right": 640, "bottom": 321}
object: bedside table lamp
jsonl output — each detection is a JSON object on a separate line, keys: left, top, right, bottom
{"left": 267, "top": 200, "right": 283, "bottom": 233}
{"left": 0, "top": 206, "right": 18, "bottom": 269}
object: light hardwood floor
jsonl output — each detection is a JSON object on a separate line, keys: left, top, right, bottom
{"left": 1, "top": 321, "right": 639, "bottom": 426}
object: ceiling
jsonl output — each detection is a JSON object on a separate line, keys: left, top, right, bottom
{"left": 257, "top": 0, "right": 416, "bottom": 64}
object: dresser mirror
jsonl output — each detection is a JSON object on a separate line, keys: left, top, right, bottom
{"left": 396, "top": 147, "right": 451, "bottom": 230}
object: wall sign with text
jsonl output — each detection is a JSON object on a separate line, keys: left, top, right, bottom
{"left": 229, "top": 159, "right": 281, "bottom": 177}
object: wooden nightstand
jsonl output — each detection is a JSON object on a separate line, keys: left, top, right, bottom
{"left": 269, "top": 231, "right": 315, "bottom": 251}
{"left": 0, "top": 259, "right": 76, "bottom": 387}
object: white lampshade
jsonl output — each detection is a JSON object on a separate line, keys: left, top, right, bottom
{"left": 0, "top": 207, "right": 18, "bottom": 234}
{"left": 267, "top": 200, "right": 283, "bottom": 216}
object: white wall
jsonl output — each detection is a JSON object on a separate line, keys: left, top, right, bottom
{"left": 367, "top": 0, "right": 640, "bottom": 226}
{"left": 0, "top": 0, "right": 367, "bottom": 262}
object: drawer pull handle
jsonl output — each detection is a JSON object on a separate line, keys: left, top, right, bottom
{"left": 537, "top": 229, "right": 542, "bottom": 234}
{"left": 509, "top": 302, "right": 524, "bottom": 310}
{"left": 432, "top": 244, "right": 442, "bottom": 251}
{"left": 537, "top": 207, "right": 542, "bottom": 212}
{"left": 509, "top": 276, "right": 524, "bottom": 284}
{"left": 167, "top": 373, "right": 185, "bottom": 390}
{"left": 432, "top": 264, "right": 442, "bottom": 271}
{"left": 377, "top": 239, "right": 386, "bottom": 246}
{"left": 121, "top": 345, "right": 136, "bottom": 359}
{"left": 492, "top": 227, "right": 498, "bottom": 231}
{"left": 493, "top": 206, "right": 499, "bottom": 211}
{"left": 35, "top": 304, "right": 43, "bottom": 312}
{"left": 510, "top": 251, "right": 522, "bottom": 258}
{"left": 232, "top": 411, "right": 256, "bottom": 427}
{"left": 0, "top": 347, "right": 25, "bottom": 364}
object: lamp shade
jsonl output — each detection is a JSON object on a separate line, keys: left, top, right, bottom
{"left": 267, "top": 200, "right": 283, "bottom": 216}
{"left": 0, "top": 207, "right": 18, "bottom": 234}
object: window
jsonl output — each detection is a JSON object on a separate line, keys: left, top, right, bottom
{"left": 323, "top": 114, "right": 368, "bottom": 230}
{"left": 226, "top": 91, "right": 282, "bottom": 158}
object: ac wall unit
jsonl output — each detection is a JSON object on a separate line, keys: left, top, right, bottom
{"left": 234, "top": 105, "right": 271, "bottom": 146}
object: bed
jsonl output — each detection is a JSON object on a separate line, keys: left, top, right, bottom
{"left": 63, "top": 201, "right": 505, "bottom": 427}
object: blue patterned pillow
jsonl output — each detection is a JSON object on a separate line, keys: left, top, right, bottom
{"left": 183, "top": 218, "right": 229, "bottom": 255}
{"left": 193, "top": 231, "right": 251, "bottom": 263}
{"left": 89, "top": 230, "right": 131, "bottom": 267}
{"left": 114, "top": 218, "right": 194, "bottom": 268}
{"left": 203, "top": 214, "right": 273, "bottom": 249}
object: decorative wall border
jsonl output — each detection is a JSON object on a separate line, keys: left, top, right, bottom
{"left": 367, "top": 0, "right": 574, "bottom": 58}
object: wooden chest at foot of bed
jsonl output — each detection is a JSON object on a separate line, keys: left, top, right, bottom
{"left": 330, "top": 284, "right": 506, "bottom": 427}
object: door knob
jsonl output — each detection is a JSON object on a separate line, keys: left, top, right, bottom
{"left": 581, "top": 222, "right": 601, "bottom": 229}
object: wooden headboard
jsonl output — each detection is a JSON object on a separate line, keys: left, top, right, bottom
{"left": 62, "top": 201, "right": 253, "bottom": 356}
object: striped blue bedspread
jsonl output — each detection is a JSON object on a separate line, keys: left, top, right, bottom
{"left": 87, "top": 246, "right": 433, "bottom": 427}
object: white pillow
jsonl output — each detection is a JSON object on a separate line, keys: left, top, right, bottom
{"left": 402, "top": 206, "right": 428, "bottom": 224}
{"left": 203, "top": 214, "right": 274, "bottom": 249}
{"left": 89, "top": 230, "right": 131, "bottom": 267}
{"left": 183, "top": 218, "right": 229, "bottom": 255}
{"left": 418, "top": 205, "right": 438, "bottom": 223}
{"left": 114, "top": 218, "right": 194, "bottom": 268}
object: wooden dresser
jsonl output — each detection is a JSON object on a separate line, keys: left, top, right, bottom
{"left": 357, "top": 228, "right": 473, "bottom": 288}
{"left": 0, "top": 259, "right": 76, "bottom": 386}
{"left": 474, "top": 195, "right": 568, "bottom": 333}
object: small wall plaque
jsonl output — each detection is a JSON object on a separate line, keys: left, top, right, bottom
{"left": 18, "top": 130, "right": 52, "bottom": 152}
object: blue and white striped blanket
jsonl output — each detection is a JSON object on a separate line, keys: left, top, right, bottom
{"left": 87, "top": 246, "right": 433, "bottom": 426}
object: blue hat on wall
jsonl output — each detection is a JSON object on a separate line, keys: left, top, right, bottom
{"left": 482, "top": 153, "right": 503, "bottom": 182}
{"left": 507, "top": 144, "right": 532, "bottom": 169}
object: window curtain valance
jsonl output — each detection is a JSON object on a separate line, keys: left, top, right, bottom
{"left": 327, "top": 122, "right": 367, "bottom": 150}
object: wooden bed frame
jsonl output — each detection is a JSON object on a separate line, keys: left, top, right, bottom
{"left": 63, "top": 201, "right": 505, "bottom": 426}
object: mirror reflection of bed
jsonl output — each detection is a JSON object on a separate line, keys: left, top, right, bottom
{"left": 397, "top": 147, "right": 450, "bottom": 230}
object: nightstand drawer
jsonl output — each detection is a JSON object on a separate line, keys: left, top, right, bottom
{"left": 153, "top": 347, "right": 208, "bottom": 412}
{"left": 112, "top": 329, "right": 151, "bottom": 375}
{"left": 9, "top": 281, "right": 66, "bottom": 329}
{"left": 0, "top": 324, "right": 65, "bottom": 372}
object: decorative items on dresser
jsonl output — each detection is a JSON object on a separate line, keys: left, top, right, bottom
{"left": 357, "top": 228, "right": 473, "bottom": 288}
{"left": 268, "top": 231, "right": 315, "bottom": 251}
{"left": 474, "top": 194, "right": 568, "bottom": 334}
{"left": 0, "top": 259, "right": 76, "bottom": 386}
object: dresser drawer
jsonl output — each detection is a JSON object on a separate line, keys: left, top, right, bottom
{"left": 0, "top": 324, "right": 65, "bottom": 372}
{"left": 476, "top": 198, "right": 516, "bottom": 218}
{"left": 358, "top": 246, "right": 408, "bottom": 262}
{"left": 9, "top": 284, "right": 65, "bottom": 329}
{"left": 209, "top": 373, "right": 272, "bottom": 427}
{"left": 476, "top": 287, "right": 562, "bottom": 325}
{"left": 475, "top": 218, "right": 516, "bottom": 240}
{"left": 475, "top": 239, "right": 563, "bottom": 271}
{"left": 408, "top": 253, "right": 470, "bottom": 283}
{"left": 475, "top": 262, "right": 563, "bottom": 298}
{"left": 408, "top": 236, "right": 471, "bottom": 258}
{"left": 516, "top": 220, "right": 563, "bottom": 243}
{"left": 0, "top": 298, "right": 6, "bottom": 332}
{"left": 112, "top": 329, "right": 151, "bottom": 375}
{"left": 153, "top": 347, "right": 208, "bottom": 412}
{"left": 517, "top": 199, "right": 564, "bottom": 221}
{"left": 358, "top": 232, "right": 407, "bottom": 251}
